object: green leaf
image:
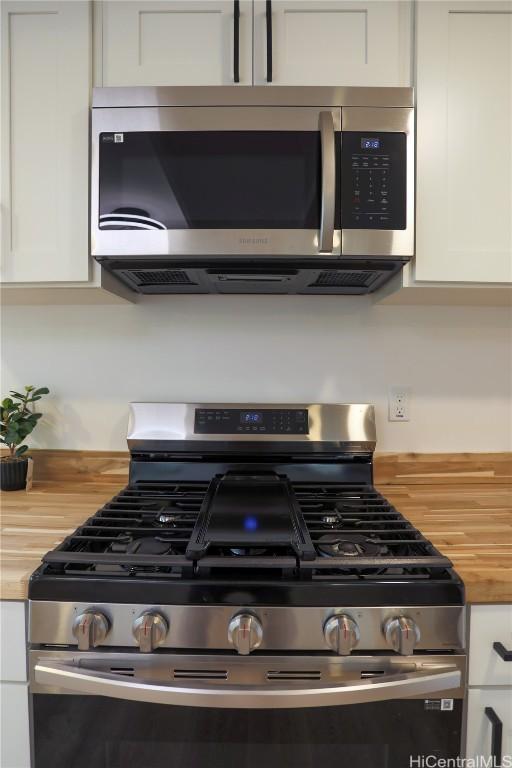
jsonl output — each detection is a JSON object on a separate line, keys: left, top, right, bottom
{"left": 32, "top": 387, "right": 49, "bottom": 396}
{"left": 4, "top": 424, "right": 22, "bottom": 436}
{"left": 25, "top": 385, "right": 35, "bottom": 392}
{"left": 18, "top": 425, "right": 34, "bottom": 437}
{"left": 1, "top": 398, "right": 13, "bottom": 409}
{"left": 3, "top": 434, "right": 21, "bottom": 447}
{"left": 15, "top": 445, "right": 28, "bottom": 456}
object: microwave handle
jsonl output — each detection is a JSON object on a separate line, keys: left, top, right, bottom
{"left": 234, "top": 1, "right": 240, "bottom": 83}
{"left": 35, "top": 661, "right": 460, "bottom": 709}
{"left": 319, "top": 111, "right": 336, "bottom": 254}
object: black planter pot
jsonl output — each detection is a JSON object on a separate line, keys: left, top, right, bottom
{"left": 0, "top": 458, "right": 28, "bottom": 491}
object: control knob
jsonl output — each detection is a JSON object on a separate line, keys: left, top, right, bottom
{"left": 384, "top": 616, "right": 420, "bottom": 656}
{"left": 228, "top": 613, "right": 263, "bottom": 655}
{"left": 133, "top": 611, "right": 169, "bottom": 653}
{"left": 324, "top": 614, "right": 360, "bottom": 655}
{"left": 72, "top": 610, "right": 110, "bottom": 651}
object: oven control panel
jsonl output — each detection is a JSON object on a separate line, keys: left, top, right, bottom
{"left": 341, "top": 132, "right": 407, "bottom": 230}
{"left": 194, "top": 408, "right": 309, "bottom": 435}
{"left": 29, "top": 602, "right": 465, "bottom": 654}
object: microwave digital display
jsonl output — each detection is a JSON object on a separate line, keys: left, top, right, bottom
{"left": 361, "top": 138, "right": 381, "bottom": 150}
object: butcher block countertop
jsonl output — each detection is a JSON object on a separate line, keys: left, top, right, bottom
{"left": 1, "top": 451, "right": 511, "bottom": 603}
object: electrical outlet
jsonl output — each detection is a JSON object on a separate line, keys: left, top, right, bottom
{"left": 388, "top": 388, "right": 410, "bottom": 422}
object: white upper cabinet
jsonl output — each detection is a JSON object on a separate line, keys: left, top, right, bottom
{"left": 101, "top": 1, "right": 411, "bottom": 88}
{"left": 253, "top": 0, "right": 412, "bottom": 86}
{"left": 415, "top": 1, "right": 512, "bottom": 283}
{"left": 101, "top": 1, "right": 253, "bottom": 86}
{"left": 0, "top": 1, "right": 91, "bottom": 283}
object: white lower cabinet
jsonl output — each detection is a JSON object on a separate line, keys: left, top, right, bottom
{"left": 1, "top": 682, "right": 31, "bottom": 768}
{"left": 0, "top": 602, "right": 30, "bottom": 768}
{"left": 469, "top": 604, "right": 512, "bottom": 688}
{"left": 467, "top": 604, "right": 512, "bottom": 764}
{"left": 466, "top": 689, "right": 512, "bottom": 764}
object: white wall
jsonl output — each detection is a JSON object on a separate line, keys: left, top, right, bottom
{"left": 1, "top": 296, "right": 511, "bottom": 453}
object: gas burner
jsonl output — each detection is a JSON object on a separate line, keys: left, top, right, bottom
{"left": 321, "top": 513, "right": 343, "bottom": 528}
{"left": 229, "top": 547, "right": 268, "bottom": 557}
{"left": 121, "top": 537, "right": 178, "bottom": 556}
{"left": 316, "top": 533, "right": 388, "bottom": 558}
{"left": 155, "top": 513, "right": 182, "bottom": 527}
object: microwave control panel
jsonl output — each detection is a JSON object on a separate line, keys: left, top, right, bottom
{"left": 341, "top": 132, "right": 407, "bottom": 230}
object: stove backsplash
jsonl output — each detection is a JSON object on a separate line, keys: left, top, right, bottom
{"left": 2, "top": 300, "right": 509, "bottom": 453}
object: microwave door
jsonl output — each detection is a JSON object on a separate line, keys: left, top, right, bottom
{"left": 91, "top": 106, "right": 342, "bottom": 259}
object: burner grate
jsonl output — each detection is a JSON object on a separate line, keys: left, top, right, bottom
{"left": 40, "top": 478, "right": 454, "bottom": 582}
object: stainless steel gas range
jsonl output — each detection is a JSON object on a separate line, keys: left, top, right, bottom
{"left": 29, "top": 403, "right": 466, "bottom": 768}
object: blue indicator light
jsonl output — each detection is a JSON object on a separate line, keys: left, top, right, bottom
{"left": 244, "top": 516, "right": 259, "bottom": 532}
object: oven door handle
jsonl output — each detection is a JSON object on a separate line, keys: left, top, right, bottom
{"left": 318, "top": 110, "right": 336, "bottom": 254}
{"left": 35, "top": 662, "right": 460, "bottom": 709}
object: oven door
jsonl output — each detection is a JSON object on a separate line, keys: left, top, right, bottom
{"left": 91, "top": 107, "right": 341, "bottom": 259}
{"left": 31, "top": 651, "right": 465, "bottom": 768}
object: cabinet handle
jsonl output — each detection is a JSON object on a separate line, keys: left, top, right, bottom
{"left": 233, "top": 1, "right": 240, "bottom": 83}
{"left": 493, "top": 641, "right": 512, "bottom": 661}
{"left": 485, "top": 707, "right": 503, "bottom": 766}
{"left": 266, "top": 0, "right": 273, "bottom": 83}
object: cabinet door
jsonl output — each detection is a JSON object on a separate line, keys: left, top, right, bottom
{"left": 0, "top": 683, "right": 30, "bottom": 768}
{"left": 101, "top": 1, "right": 252, "bottom": 86}
{"left": 0, "top": 602, "right": 27, "bottom": 683}
{"left": 0, "top": 1, "right": 91, "bottom": 284}
{"left": 467, "top": 689, "right": 512, "bottom": 764}
{"left": 253, "top": 1, "right": 411, "bottom": 86}
{"left": 416, "top": 1, "right": 512, "bottom": 283}
{"left": 469, "top": 604, "right": 512, "bottom": 687}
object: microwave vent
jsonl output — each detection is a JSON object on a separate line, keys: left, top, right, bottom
{"left": 310, "top": 270, "right": 378, "bottom": 288}
{"left": 103, "top": 259, "right": 404, "bottom": 295}
{"left": 130, "top": 269, "right": 196, "bottom": 286}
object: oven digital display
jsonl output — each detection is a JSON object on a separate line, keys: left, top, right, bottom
{"left": 361, "top": 138, "right": 381, "bottom": 150}
{"left": 241, "top": 412, "right": 263, "bottom": 424}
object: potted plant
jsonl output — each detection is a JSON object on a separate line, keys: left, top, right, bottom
{"left": 0, "top": 385, "right": 49, "bottom": 491}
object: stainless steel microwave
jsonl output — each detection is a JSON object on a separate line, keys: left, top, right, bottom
{"left": 91, "top": 87, "right": 414, "bottom": 295}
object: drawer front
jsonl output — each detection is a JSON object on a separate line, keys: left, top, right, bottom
{"left": 469, "top": 604, "right": 512, "bottom": 687}
{"left": 466, "top": 688, "right": 512, "bottom": 764}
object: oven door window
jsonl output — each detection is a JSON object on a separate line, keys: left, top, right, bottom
{"left": 33, "top": 695, "right": 462, "bottom": 768}
{"left": 98, "top": 131, "right": 341, "bottom": 231}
